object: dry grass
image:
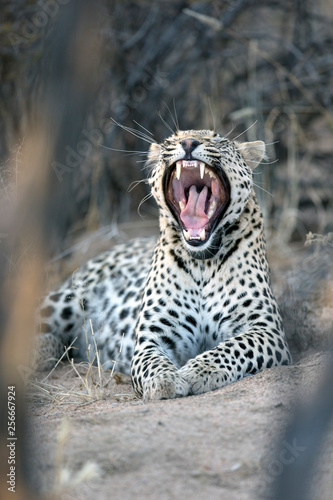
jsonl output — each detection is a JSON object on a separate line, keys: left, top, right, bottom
{"left": 28, "top": 362, "right": 134, "bottom": 410}
{"left": 28, "top": 321, "right": 135, "bottom": 409}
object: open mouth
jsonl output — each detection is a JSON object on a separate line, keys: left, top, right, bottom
{"left": 165, "top": 160, "right": 230, "bottom": 246}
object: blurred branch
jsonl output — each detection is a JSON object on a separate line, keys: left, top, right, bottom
{"left": 183, "top": 7, "right": 333, "bottom": 128}
{"left": 0, "top": 1, "right": 104, "bottom": 498}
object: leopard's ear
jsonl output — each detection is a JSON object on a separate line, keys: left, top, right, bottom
{"left": 148, "top": 142, "right": 161, "bottom": 162}
{"left": 236, "top": 140, "right": 266, "bottom": 170}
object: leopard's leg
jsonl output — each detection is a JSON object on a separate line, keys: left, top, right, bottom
{"left": 131, "top": 338, "right": 189, "bottom": 401}
{"left": 32, "top": 333, "right": 65, "bottom": 371}
{"left": 178, "top": 328, "right": 291, "bottom": 395}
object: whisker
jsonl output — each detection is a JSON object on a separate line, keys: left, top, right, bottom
{"left": 252, "top": 182, "right": 274, "bottom": 197}
{"left": 158, "top": 110, "right": 175, "bottom": 136}
{"left": 137, "top": 192, "right": 153, "bottom": 216}
{"left": 162, "top": 100, "right": 179, "bottom": 133}
{"left": 101, "top": 145, "right": 147, "bottom": 156}
{"left": 133, "top": 120, "right": 154, "bottom": 137}
{"left": 232, "top": 121, "right": 258, "bottom": 141}
{"left": 247, "top": 158, "right": 279, "bottom": 166}
{"left": 172, "top": 98, "right": 180, "bottom": 131}
{"left": 223, "top": 124, "right": 236, "bottom": 138}
{"left": 128, "top": 179, "right": 149, "bottom": 192}
{"left": 110, "top": 118, "right": 155, "bottom": 144}
{"left": 207, "top": 97, "right": 216, "bottom": 133}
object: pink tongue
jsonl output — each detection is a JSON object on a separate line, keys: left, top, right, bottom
{"left": 180, "top": 185, "right": 208, "bottom": 229}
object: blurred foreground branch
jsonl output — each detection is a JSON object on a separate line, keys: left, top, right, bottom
{"left": 0, "top": 1, "right": 103, "bottom": 497}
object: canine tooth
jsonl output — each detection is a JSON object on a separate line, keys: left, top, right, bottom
{"left": 200, "top": 162, "right": 205, "bottom": 179}
{"left": 199, "top": 228, "right": 206, "bottom": 240}
{"left": 179, "top": 201, "right": 185, "bottom": 211}
{"left": 176, "top": 161, "right": 182, "bottom": 180}
{"left": 183, "top": 230, "right": 190, "bottom": 241}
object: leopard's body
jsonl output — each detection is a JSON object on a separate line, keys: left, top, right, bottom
{"left": 37, "top": 129, "right": 291, "bottom": 400}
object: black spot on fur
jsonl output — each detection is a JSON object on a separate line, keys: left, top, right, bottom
{"left": 120, "top": 308, "right": 129, "bottom": 320}
{"left": 160, "top": 318, "right": 173, "bottom": 327}
{"left": 257, "top": 355, "right": 264, "bottom": 370}
{"left": 186, "top": 315, "right": 197, "bottom": 327}
{"left": 49, "top": 293, "right": 62, "bottom": 303}
{"left": 40, "top": 305, "right": 55, "bottom": 318}
{"left": 61, "top": 307, "right": 73, "bottom": 320}
{"left": 161, "top": 336, "right": 176, "bottom": 350}
{"left": 149, "top": 325, "right": 164, "bottom": 334}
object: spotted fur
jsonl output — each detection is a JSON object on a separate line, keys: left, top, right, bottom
{"left": 36, "top": 129, "right": 291, "bottom": 401}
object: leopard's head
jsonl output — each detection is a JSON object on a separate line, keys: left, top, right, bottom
{"left": 147, "top": 129, "right": 265, "bottom": 259}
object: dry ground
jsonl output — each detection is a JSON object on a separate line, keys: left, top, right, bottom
{"left": 28, "top": 352, "right": 333, "bottom": 500}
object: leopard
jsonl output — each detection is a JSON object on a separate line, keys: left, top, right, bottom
{"left": 36, "top": 128, "right": 291, "bottom": 401}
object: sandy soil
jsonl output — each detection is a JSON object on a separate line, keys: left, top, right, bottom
{"left": 28, "top": 351, "right": 333, "bottom": 500}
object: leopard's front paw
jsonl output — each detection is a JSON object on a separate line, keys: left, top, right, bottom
{"left": 142, "top": 373, "right": 189, "bottom": 401}
{"left": 179, "top": 361, "right": 228, "bottom": 395}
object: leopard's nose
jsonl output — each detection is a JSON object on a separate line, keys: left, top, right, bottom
{"left": 181, "top": 138, "right": 201, "bottom": 158}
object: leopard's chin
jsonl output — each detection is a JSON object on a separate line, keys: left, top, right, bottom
{"left": 164, "top": 159, "right": 230, "bottom": 249}
{"left": 182, "top": 228, "right": 224, "bottom": 260}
